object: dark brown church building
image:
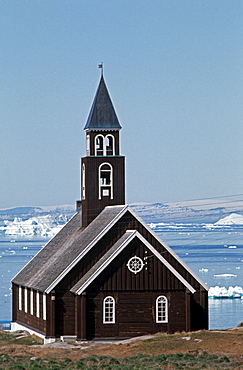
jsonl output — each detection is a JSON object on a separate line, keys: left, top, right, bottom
{"left": 11, "top": 75, "right": 208, "bottom": 343}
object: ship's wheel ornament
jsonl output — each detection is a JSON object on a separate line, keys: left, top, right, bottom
{"left": 127, "top": 256, "right": 144, "bottom": 274}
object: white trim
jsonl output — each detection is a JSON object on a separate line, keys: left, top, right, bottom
{"left": 43, "top": 294, "right": 46, "bottom": 321}
{"left": 30, "top": 289, "right": 34, "bottom": 315}
{"left": 24, "top": 287, "right": 28, "bottom": 313}
{"left": 45, "top": 205, "right": 129, "bottom": 293}
{"left": 76, "top": 230, "right": 135, "bottom": 294}
{"left": 128, "top": 207, "right": 209, "bottom": 291}
{"left": 43, "top": 204, "right": 205, "bottom": 295}
{"left": 105, "top": 134, "right": 115, "bottom": 155}
{"left": 95, "top": 134, "right": 104, "bottom": 156}
{"left": 103, "top": 296, "right": 115, "bottom": 324}
{"left": 36, "top": 291, "right": 40, "bottom": 318}
{"left": 156, "top": 295, "right": 168, "bottom": 323}
{"left": 75, "top": 230, "right": 196, "bottom": 295}
{"left": 86, "top": 134, "right": 90, "bottom": 156}
{"left": 18, "top": 285, "right": 22, "bottom": 311}
{"left": 11, "top": 322, "right": 46, "bottom": 341}
{"left": 82, "top": 163, "right": 85, "bottom": 200}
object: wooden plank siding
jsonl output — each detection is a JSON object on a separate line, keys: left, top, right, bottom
{"left": 53, "top": 210, "right": 207, "bottom": 338}
{"left": 81, "top": 156, "right": 125, "bottom": 226}
{"left": 12, "top": 208, "right": 207, "bottom": 339}
{"left": 83, "top": 291, "right": 188, "bottom": 339}
{"left": 55, "top": 290, "right": 75, "bottom": 336}
{"left": 12, "top": 283, "right": 47, "bottom": 335}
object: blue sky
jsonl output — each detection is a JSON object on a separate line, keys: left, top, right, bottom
{"left": 1, "top": 0, "right": 242, "bottom": 208}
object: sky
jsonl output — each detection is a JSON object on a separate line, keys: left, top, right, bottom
{"left": 0, "top": 0, "right": 242, "bottom": 209}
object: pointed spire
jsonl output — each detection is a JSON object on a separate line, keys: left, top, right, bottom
{"left": 84, "top": 75, "right": 122, "bottom": 131}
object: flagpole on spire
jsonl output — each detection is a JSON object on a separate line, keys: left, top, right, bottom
{"left": 98, "top": 62, "right": 103, "bottom": 76}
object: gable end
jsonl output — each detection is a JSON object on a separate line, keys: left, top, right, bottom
{"left": 71, "top": 230, "right": 196, "bottom": 295}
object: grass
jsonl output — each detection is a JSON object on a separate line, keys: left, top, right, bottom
{"left": 0, "top": 352, "right": 237, "bottom": 369}
{"left": 0, "top": 330, "right": 242, "bottom": 369}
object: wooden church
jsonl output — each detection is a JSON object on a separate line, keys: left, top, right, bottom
{"left": 11, "top": 75, "right": 208, "bottom": 343}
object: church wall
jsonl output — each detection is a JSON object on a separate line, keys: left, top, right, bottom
{"left": 12, "top": 283, "right": 47, "bottom": 335}
{"left": 85, "top": 290, "right": 188, "bottom": 339}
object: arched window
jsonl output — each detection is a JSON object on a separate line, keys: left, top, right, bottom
{"left": 103, "top": 296, "right": 115, "bottom": 324}
{"left": 82, "top": 163, "right": 85, "bottom": 200}
{"left": 95, "top": 135, "right": 104, "bottom": 156}
{"left": 98, "top": 163, "right": 113, "bottom": 199}
{"left": 86, "top": 134, "right": 90, "bottom": 156}
{"left": 105, "top": 135, "right": 115, "bottom": 155}
{"left": 156, "top": 296, "right": 168, "bottom": 323}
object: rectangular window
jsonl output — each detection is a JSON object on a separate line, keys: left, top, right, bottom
{"left": 43, "top": 294, "right": 46, "bottom": 321}
{"left": 19, "top": 286, "right": 22, "bottom": 311}
{"left": 36, "top": 291, "right": 40, "bottom": 318}
{"left": 30, "top": 289, "right": 34, "bottom": 315}
{"left": 24, "top": 287, "right": 28, "bottom": 313}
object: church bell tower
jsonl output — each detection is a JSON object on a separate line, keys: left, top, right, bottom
{"left": 80, "top": 75, "right": 125, "bottom": 226}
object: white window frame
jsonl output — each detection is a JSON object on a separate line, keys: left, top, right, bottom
{"left": 18, "top": 286, "right": 22, "bottom": 311}
{"left": 103, "top": 296, "right": 115, "bottom": 324}
{"left": 30, "top": 289, "right": 34, "bottom": 315}
{"left": 105, "top": 134, "right": 115, "bottom": 155}
{"left": 36, "top": 291, "right": 40, "bottom": 318}
{"left": 98, "top": 162, "right": 113, "bottom": 200}
{"left": 86, "top": 134, "right": 90, "bottom": 156}
{"left": 156, "top": 295, "right": 168, "bottom": 323}
{"left": 82, "top": 163, "right": 85, "bottom": 200}
{"left": 43, "top": 294, "right": 46, "bottom": 321}
{"left": 95, "top": 134, "right": 105, "bottom": 156}
{"left": 24, "top": 287, "right": 28, "bottom": 313}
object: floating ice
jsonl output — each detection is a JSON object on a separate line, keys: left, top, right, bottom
{"left": 1, "top": 215, "right": 64, "bottom": 237}
{"left": 199, "top": 268, "right": 208, "bottom": 273}
{"left": 214, "top": 274, "right": 237, "bottom": 279}
{"left": 209, "top": 286, "right": 243, "bottom": 299}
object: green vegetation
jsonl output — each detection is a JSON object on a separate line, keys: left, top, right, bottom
{"left": 0, "top": 352, "right": 236, "bottom": 369}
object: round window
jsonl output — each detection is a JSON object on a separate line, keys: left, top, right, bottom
{"left": 127, "top": 256, "right": 144, "bottom": 274}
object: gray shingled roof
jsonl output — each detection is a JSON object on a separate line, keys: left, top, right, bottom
{"left": 12, "top": 204, "right": 208, "bottom": 294}
{"left": 12, "top": 205, "right": 127, "bottom": 292}
{"left": 84, "top": 76, "right": 122, "bottom": 131}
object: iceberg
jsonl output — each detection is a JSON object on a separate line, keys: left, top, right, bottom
{"left": 215, "top": 213, "right": 243, "bottom": 225}
{"left": 2, "top": 215, "right": 64, "bottom": 237}
{"left": 208, "top": 286, "right": 243, "bottom": 299}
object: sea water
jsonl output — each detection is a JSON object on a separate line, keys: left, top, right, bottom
{"left": 0, "top": 224, "right": 243, "bottom": 329}
{"left": 155, "top": 224, "right": 243, "bottom": 329}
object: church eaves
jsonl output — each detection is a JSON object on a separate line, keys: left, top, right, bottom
{"left": 84, "top": 75, "right": 122, "bottom": 131}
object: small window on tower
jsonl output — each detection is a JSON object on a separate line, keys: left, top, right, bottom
{"left": 86, "top": 135, "right": 90, "bottom": 156}
{"left": 95, "top": 135, "right": 104, "bottom": 156}
{"left": 82, "top": 163, "right": 85, "bottom": 200}
{"left": 105, "top": 135, "right": 115, "bottom": 155}
{"left": 98, "top": 163, "right": 113, "bottom": 199}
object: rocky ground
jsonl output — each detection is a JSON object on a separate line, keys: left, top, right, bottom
{"left": 0, "top": 329, "right": 243, "bottom": 368}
